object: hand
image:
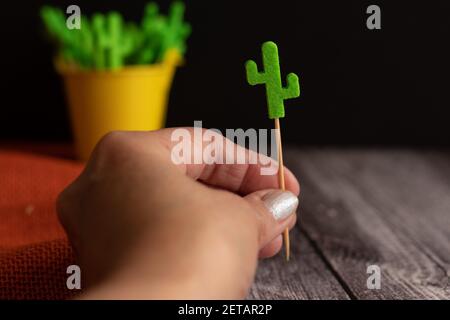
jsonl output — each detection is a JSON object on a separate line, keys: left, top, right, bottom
{"left": 57, "top": 128, "right": 300, "bottom": 299}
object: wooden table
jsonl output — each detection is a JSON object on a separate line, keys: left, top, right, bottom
{"left": 249, "top": 148, "right": 450, "bottom": 299}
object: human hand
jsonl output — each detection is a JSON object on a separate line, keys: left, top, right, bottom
{"left": 57, "top": 128, "right": 300, "bottom": 299}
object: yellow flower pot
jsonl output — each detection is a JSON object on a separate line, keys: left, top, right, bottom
{"left": 57, "top": 51, "right": 180, "bottom": 161}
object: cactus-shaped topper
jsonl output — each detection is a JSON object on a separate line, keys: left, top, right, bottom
{"left": 159, "top": 2, "right": 191, "bottom": 60}
{"left": 246, "top": 41, "right": 300, "bottom": 119}
{"left": 136, "top": 2, "right": 165, "bottom": 64}
{"left": 92, "top": 12, "right": 135, "bottom": 69}
{"left": 41, "top": 6, "right": 94, "bottom": 67}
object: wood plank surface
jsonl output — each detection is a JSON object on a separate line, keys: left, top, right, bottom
{"left": 249, "top": 228, "right": 350, "bottom": 300}
{"left": 284, "top": 148, "right": 450, "bottom": 299}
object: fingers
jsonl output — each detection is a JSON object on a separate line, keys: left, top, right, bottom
{"left": 83, "top": 130, "right": 300, "bottom": 253}
{"left": 259, "top": 235, "right": 283, "bottom": 259}
{"left": 88, "top": 128, "right": 300, "bottom": 196}
{"left": 149, "top": 128, "right": 300, "bottom": 196}
{"left": 244, "top": 189, "right": 299, "bottom": 251}
{"left": 258, "top": 213, "right": 297, "bottom": 258}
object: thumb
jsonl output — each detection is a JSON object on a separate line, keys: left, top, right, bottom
{"left": 244, "top": 189, "right": 299, "bottom": 249}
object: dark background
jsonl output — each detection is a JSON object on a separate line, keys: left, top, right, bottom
{"left": 1, "top": 0, "right": 449, "bottom": 146}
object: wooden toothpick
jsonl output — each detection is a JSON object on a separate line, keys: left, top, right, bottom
{"left": 275, "top": 118, "right": 290, "bottom": 261}
{"left": 245, "top": 41, "right": 300, "bottom": 261}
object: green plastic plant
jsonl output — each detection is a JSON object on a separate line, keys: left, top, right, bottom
{"left": 40, "top": 2, "right": 190, "bottom": 70}
{"left": 245, "top": 41, "right": 300, "bottom": 119}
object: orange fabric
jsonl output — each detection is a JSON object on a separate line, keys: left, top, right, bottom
{"left": 0, "top": 149, "right": 83, "bottom": 299}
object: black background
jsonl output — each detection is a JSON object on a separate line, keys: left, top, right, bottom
{"left": 1, "top": 0, "right": 449, "bottom": 146}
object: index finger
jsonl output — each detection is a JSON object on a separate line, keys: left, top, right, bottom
{"left": 151, "top": 127, "right": 300, "bottom": 196}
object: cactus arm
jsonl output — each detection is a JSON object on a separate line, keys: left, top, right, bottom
{"left": 283, "top": 73, "right": 300, "bottom": 99}
{"left": 245, "top": 60, "right": 265, "bottom": 85}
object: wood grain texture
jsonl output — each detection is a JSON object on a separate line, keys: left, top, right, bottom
{"left": 249, "top": 228, "right": 350, "bottom": 300}
{"left": 284, "top": 148, "right": 450, "bottom": 299}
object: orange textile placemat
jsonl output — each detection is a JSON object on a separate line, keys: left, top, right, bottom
{"left": 0, "top": 149, "right": 83, "bottom": 299}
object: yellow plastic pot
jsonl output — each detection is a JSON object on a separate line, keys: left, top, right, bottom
{"left": 57, "top": 51, "right": 180, "bottom": 161}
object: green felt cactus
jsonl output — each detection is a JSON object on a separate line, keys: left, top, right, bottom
{"left": 41, "top": 7, "right": 78, "bottom": 61}
{"left": 41, "top": 6, "right": 92, "bottom": 68}
{"left": 92, "top": 12, "right": 135, "bottom": 69}
{"left": 135, "top": 2, "right": 166, "bottom": 64}
{"left": 137, "top": 1, "right": 190, "bottom": 63}
{"left": 71, "top": 16, "right": 94, "bottom": 67}
{"left": 246, "top": 41, "right": 300, "bottom": 119}
{"left": 158, "top": 1, "right": 191, "bottom": 60}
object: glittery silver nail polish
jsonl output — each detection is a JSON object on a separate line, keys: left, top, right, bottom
{"left": 262, "top": 190, "right": 299, "bottom": 221}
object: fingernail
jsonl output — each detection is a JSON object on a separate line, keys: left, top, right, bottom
{"left": 262, "top": 190, "right": 299, "bottom": 221}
